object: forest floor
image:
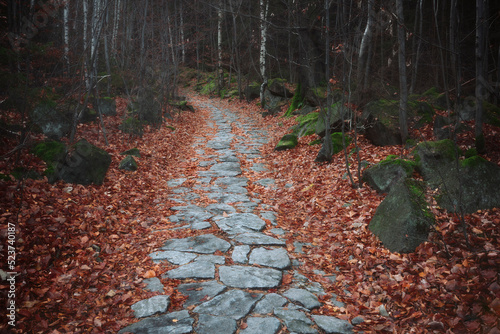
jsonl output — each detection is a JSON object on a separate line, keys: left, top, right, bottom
{"left": 0, "top": 89, "right": 499, "bottom": 333}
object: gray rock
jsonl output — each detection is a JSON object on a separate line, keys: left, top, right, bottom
{"left": 118, "top": 310, "right": 193, "bottom": 334}
{"left": 149, "top": 250, "right": 197, "bottom": 264}
{"left": 119, "top": 155, "right": 138, "bottom": 171}
{"left": 196, "top": 255, "right": 225, "bottom": 264}
{"left": 196, "top": 314, "right": 237, "bottom": 334}
{"left": 193, "top": 289, "right": 262, "bottom": 320}
{"left": 56, "top": 139, "right": 111, "bottom": 185}
{"left": 206, "top": 203, "right": 237, "bottom": 215}
{"left": 177, "top": 281, "right": 227, "bottom": 307}
{"left": 270, "top": 228, "right": 287, "bottom": 236}
{"left": 260, "top": 211, "right": 277, "bottom": 225}
{"left": 273, "top": 307, "right": 317, "bottom": 334}
{"left": 214, "top": 177, "right": 248, "bottom": 187}
{"left": 369, "top": 179, "right": 434, "bottom": 253}
{"left": 214, "top": 213, "right": 267, "bottom": 234}
{"left": 362, "top": 160, "right": 412, "bottom": 193}
{"left": 190, "top": 221, "right": 213, "bottom": 230}
{"left": 253, "top": 293, "right": 287, "bottom": 314}
{"left": 249, "top": 247, "right": 291, "bottom": 269}
{"left": 143, "top": 277, "right": 164, "bottom": 292}
{"left": 210, "top": 162, "right": 241, "bottom": 177}
{"left": 161, "top": 234, "right": 231, "bottom": 254}
{"left": 240, "top": 317, "right": 282, "bottom": 334}
{"left": 255, "top": 178, "right": 275, "bottom": 187}
{"left": 312, "top": 315, "right": 353, "bottom": 334}
{"left": 219, "top": 266, "right": 282, "bottom": 289}
{"left": 230, "top": 232, "right": 286, "bottom": 246}
{"left": 31, "top": 103, "right": 71, "bottom": 140}
{"left": 164, "top": 261, "right": 215, "bottom": 279}
{"left": 131, "top": 295, "right": 170, "bottom": 318}
{"left": 283, "top": 288, "right": 321, "bottom": 310}
{"left": 168, "top": 205, "right": 213, "bottom": 223}
{"left": 232, "top": 245, "right": 251, "bottom": 263}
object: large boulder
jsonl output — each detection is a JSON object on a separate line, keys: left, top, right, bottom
{"left": 369, "top": 179, "right": 434, "bottom": 253}
{"left": 315, "top": 132, "right": 350, "bottom": 162}
{"left": 275, "top": 134, "right": 298, "bottom": 151}
{"left": 31, "top": 102, "right": 71, "bottom": 140}
{"left": 413, "top": 139, "right": 458, "bottom": 187}
{"left": 244, "top": 82, "right": 261, "bottom": 101}
{"left": 97, "top": 97, "right": 117, "bottom": 116}
{"left": 362, "top": 156, "right": 415, "bottom": 193}
{"left": 262, "top": 88, "right": 288, "bottom": 116}
{"left": 293, "top": 112, "right": 319, "bottom": 137}
{"left": 119, "top": 155, "right": 138, "bottom": 171}
{"left": 267, "top": 78, "right": 293, "bottom": 98}
{"left": 315, "top": 102, "right": 350, "bottom": 137}
{"left": 56, "top": 139, "right": 111, "bottom": 185}
{"left": 303, "top": 86, "right": 327, "bottom": 107}
{"left": 436, "top": 156, "right": 500, "bottom": 213}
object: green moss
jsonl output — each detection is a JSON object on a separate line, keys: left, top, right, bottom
{"left": 309, "top": 138, "right": 321, "bottom": 146}
{"left": 311, "top": 86, "right": 326, "bottom": 98}
{"left": 119, "top": 117, "right": 144, "bottom": 137}
{"left": 407, "top": 179, "right": 433, "bottom": 221}
{"left": 285, "top": 83, "right": 303, "bottom": 117}
{"left": 415, "top": 139, "right": 458, "bottom": 163}
{"left": 460, "top": 155, "right": 487, "bottom": 168}
{"left": 11, "top": 167, "right": 41, "bottom": 180}
{"left": 422, "top": 87, "right": 440, "bottom": 97}
{"left": 32, "top": 141, "right": 67, "bottom": 163}
{"left": 0, "top": 173, "right": 10, "bottom": 181}
{"left": 380, "top": 155, "right": 416, "bottom": 176}
{"left": 464, "top": 148, "right": 478, "bottom": 158}
{"left": 200, "top": 80, "right": 216, "bottom": 95}
{"left": 330, "top": 132, "right": 351, "bottom": 154}
{"left": 275, "top": 134, "right": 298, "bottom": 151}
{"left": 120, "top": 148, "right": 141, "bottom": 157}
{"left": 296, "top": 112, "right": 319, "bottom": 124}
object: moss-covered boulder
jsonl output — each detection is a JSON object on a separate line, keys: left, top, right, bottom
{"left": 362, "top": 156, "right": 415, "bottom": 193}
{"left": 119, "top": 155, "right": 138, "bottom": 171}
{"left": 57, "top": 139, "right": 111, "bottom": 185}
{"left": 98, "top": 97, "right": 117, "bottom": 116}
{"left": 244, "top": 82, "right": 261, "bottom": 101}
{"left": 304, "top": 86, "right": 327, "bottom": 107}
{"left": 369, "top": 179, "right": 434, "bottom": 253}
{"left": 262, "top": 88, "right": 288, "bottom": 116}
{"left": 315, "top": 132, "right": 350, "bottom": 162}
{"left": 315, "top": 102, "right": 349, "bottom": 137}
{"left": 32, "top": 140, "right": 67, "bottom": 182}
{"left": 437, "top": 156, "right": 500, "bottom": 213}
{"left": 267, "top": 78, "right": 293, "bottom": 98}
{"left": 361, "top": 99, "right": 434, "bottom": 146}
{"left": 275, "top": 134, "right": 298, "bottom": 151}
{"left": 31, "top": 102, "right": 71, "bottom": 140}
{"left": 79, "top": 107, "right": 97, "bottom": 123}
{"left": 119, "top": 117, "right": 144, "bottom": 137}
{"left": 120, "top": 148, "right": 141, "bottom": 157}
{"left": 294, "top": 112, "right": 319, "bottom": 137}
{"left": 413, "top": 139, "right": 458, "bottom": 187}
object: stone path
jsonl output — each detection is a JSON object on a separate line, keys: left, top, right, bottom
{"left": 119, "top": 101, "right": 354, "bottom": 334}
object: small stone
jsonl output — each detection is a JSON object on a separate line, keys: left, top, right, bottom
{"left": 232, "top": 245, "right": 251, "bottom": 264}
{"left": 143, "top": 277, "right": 164, "bottom": 292}
{"left": 240, "top": 317, "right": 281, "bottom": 334}
{"left": 193, "top": 289, "right": 261, "bottom": 320}
{"left": 283, "top": 288, "right": 321, "bottom": 310}
{"left": 312, "top": 315, "right": 354, "bottom": 334}
{"left": 131, "top": 295, "right": 170, "bottom": 318}
{"left": 196, "top": 314, "right": 237, "bottom": 334}
{"left": 177, "top": 281, "right": 227, "bottom": 307}
{"left": 219, "top": 266, "right": 282, "bottom": 289}
{"left": 253, "top": 293, "right": 287, "bottom": 314}
{"left": 249, "top": 247, "right": 291, "bottom": 269}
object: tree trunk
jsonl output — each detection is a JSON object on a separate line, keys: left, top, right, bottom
{"left": 357, "top": 0, "right": 374, "bottom": 91}
{"left": 63, "top": 1, "right": 70, "bottom": 73}
{"left": 396, "top": 0, "right": 408, "bottom": 143}
{"left": 475, "top": 0, "right": 487, "bottom": 153}
{"left": 410, "top": 0, "right": 424, "bottom": 94}
{"left": 259, "top": 0, "right": 269, "bottom": 106}
{"left": 217, "top": 0, "right": 224, "bottom": 94}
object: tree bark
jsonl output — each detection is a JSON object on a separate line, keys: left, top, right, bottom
{"left": 357, "top": 0, "right": 374, "bottom": 91}
{"left": 396, "top": 0, "right": 408, "bottom": 143}
{"left": 475, "top": 0, "right": 487, "bottom": 153}
{"left": 259, "top": 0, "right": 269, "bottom": 106}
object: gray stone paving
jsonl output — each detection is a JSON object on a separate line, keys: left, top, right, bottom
{"left": 119, "top": 100, "right": 354, "bottom": 334}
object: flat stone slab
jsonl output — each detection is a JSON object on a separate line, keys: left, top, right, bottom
{"left": 214, "top": 213, "right": 266, "bottom": 234}
{"left": 274, "top": 307, "right": 318, "bottom": 334}
{"left": 255, "top": 178, "right": 275, "bottom": 187}
{"left": 232, "top": 245, "right": 251, "bottom": 263}
{"left": 214, "top": 177, "right": 248, "bottom": 187}
{"left": 206, "top": 203, "right": 237, "bottom": 215}
{"left": 253, "top": 293, "right": 287, "bottom": 314}
{"left": 193, "top": 289, "right": 262, "bottom": 320}
{"left": 164, "top": 261, "right": 215, "bottom": 279}
{"left": 283, "top": 288, "right": 321, "bottom": 310}
{"left": 312, "top": 315, "right": 354, "bottom": 334}
{"left": 219, "top": 266, "right": 282, "bottom": 289}
{"left": 249, "top": 247, "right": 291, "bottom": 269}
{"left": 196, "top": 314, "right": 237, "bottom": 334}
{"left": 143, "top": 277, "right": 164, "bottom": 292}
{"left": 118, "top": 310, "right": 193, "bottom": 334}
{"left": 168, "top": 205, "right": 213, "bottom": 223}
{"left": 230, "top": 232, "right": 286, "bottom": 246}
{"left": 131, "top": 295, "right": 170, "bottom": 318}
{"left": 210, "top": 162, "right": 241, "bottom": 176}
{"left": 167, "top": 178, "right": 187, "bottom": 187}
{"left": 149, "top": 250, "right": 198, "bottom": 265}
{"left": 161, "top": 234, "right": 231, "bottom": 254}
{"left": 240, "top": 317, "right": 282, "bottom": 334}
{"left": 177, "top": 281, "right": 227, "bottom": 307}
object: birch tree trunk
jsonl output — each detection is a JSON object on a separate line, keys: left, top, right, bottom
{"left": 396, "top": 0, "right": 408, "bottom": 143}
{"left": 357, "top": 0, "right": 374, "bottom": 91}
{"left": 259, "top": 0, "right": 269, "bottom": 107}
{"left": 63, "top": 1, "right": 70, "bottom": 73}
{"left": 111, "top": 0, "right": 121, "bottom": 56}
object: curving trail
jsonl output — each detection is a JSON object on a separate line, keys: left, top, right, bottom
{"left": 119, "top": 96, "right": 353, "bottom": 334}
